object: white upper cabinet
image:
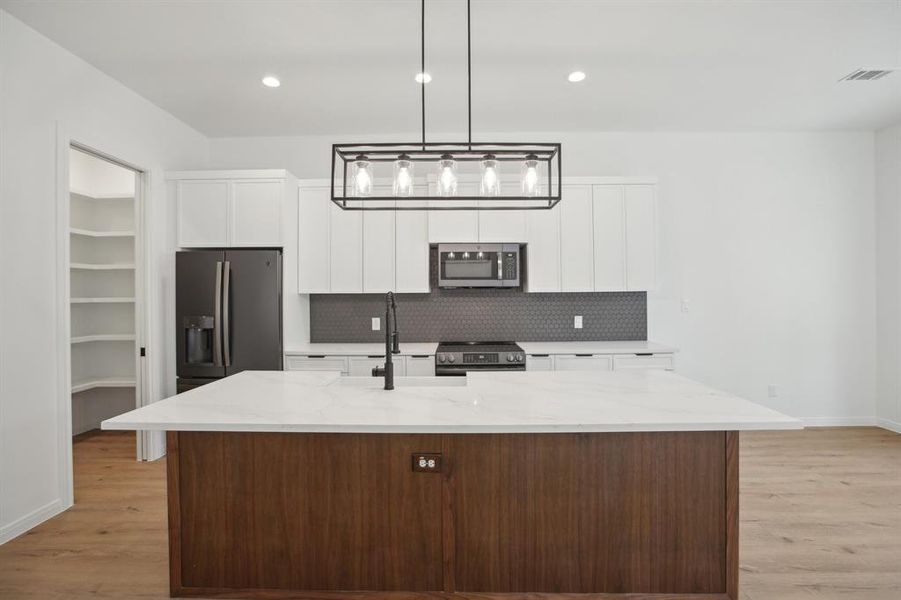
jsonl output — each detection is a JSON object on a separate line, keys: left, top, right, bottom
{"left": 478, "top": 203, "right": 526, "bottom": 242}
{"left": 297, "top": 186, "right": 331, "bottom": 293}
{"left": 171, "top": 170, "right": 295, "bottom": 248}
{"left": 176, "top": 180, "right": 229, "bottom": 247}
{"left": 329, "top": 200, "right": 363, "bottom": 293}
{"left": 559, "top": 184, "right": 595, "bottom": 292}
{"left": 525, "top": 206, "right": 561, "bottom": 292}
{"left": 395, "top": 185, "right": 430, "bottom": 293}
{"left": 231, "top": 180, "right": 282, "bottom": 246}
{"left": 624, "top": 185, "right": 656, "bottom": 290}
{"left": 592, "top": 185, "right": 626, "bottom": 291}
{"left": 294, "top": 177, "right": 655, "bottom": 295}
{"left": 428, "top": 181, "right": 479, "bottom": 242}
{"left": 362, "top": 189, "right": 396, "bottom": 293}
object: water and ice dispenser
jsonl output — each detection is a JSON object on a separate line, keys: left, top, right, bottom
{"left": 183, "top": 315, "right": 215, "bottom": 365}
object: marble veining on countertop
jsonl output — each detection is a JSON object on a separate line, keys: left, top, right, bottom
{"left": 103, "top": 369, "right": 799, "bottom": 434}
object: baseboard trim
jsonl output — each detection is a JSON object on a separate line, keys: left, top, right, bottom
{"left": 803, "top": 416, "right": 877, "bottom": 427}
{"left": 0, "top": 498, "right": 65, "bottom": 545}
{"left": 877, "top": 418, "right": 901, "bottom": 434}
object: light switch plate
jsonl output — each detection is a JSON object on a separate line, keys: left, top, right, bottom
{"left": 574, "top": 315, "right": 583, "bottom": 329}
{"left": 371, "top": 317, "right": 380, "bottom": 331}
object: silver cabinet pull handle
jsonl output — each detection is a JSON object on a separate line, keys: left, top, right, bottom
{"left": 222, "top": 260, "right": 231, "bottom": 367}
{"left": 213, "top": 261, "right": 223, "bottom": 367}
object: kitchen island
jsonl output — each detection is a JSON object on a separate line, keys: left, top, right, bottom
{"left": 103, "top": 370, "right": 800, "bottom": 600}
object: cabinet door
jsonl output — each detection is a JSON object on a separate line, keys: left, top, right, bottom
{"left": 613, "top": 353, "right": 674, "bottom": 371}
{"left": 553, "top": 355, "right": 613, "bottom": 371}
{"left": 297, "top": 187, "right": 330, "bottom": 293}
{"left": 329, "top": 200, "right": 363, "bottom": 293}
{"left": 525, "top": 207, "right": 561, "bottom": 292}
{"left": 478, "top": 202, "right": 526, "bottom": 243}
{"left": 625, "top": 185, "right": 656, "bottom": 291}
{"left": 396, "top": 209, "right": 430, "bottom": 293}
{"left": 231, "top": 180, "right": 283, "bottom": 247}
{"left": 526, "top": 355, "right": 554, "bottom": 371}
{"left": 404, "top": 355, "right": 435, "bottom": 376}
{"left": 177, "top": 180, "right": 229, "bottom": 247}
{"left": 428, "top": 182, "right": 479, "bottom": 243}
{"left": 592, "top": 185, "right": 626, "bottom": 291}
{"left": 559, "top": 185, "right": 594, "bottom": 292}
{"left": 284, "top": 355, "right": 348, "bottom": 373}
{"left": 363, "top": 192, "right": 396, "bottom": 293}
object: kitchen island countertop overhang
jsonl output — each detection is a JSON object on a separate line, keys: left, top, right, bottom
{"left": 102, "top": 369, "right": 801, "bottom": 433}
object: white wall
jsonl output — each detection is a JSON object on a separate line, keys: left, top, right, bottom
{"left": 69, "top": 148, "right": 135, "bottom": 197}
{"left": 0, "top": 11, "right": 208, "bottom": 544}
{"left": 210, "top": 131, "right": 877, "bottom": 424}
{"left": 876, "top": 122, "right": 901, "bottom": 433}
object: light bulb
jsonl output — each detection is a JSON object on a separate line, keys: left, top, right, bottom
{"left": 351, "top": 155, "right": 372, "bottom": 197}
{"left": 480, "top": 155, "right": 500, "bottom": 197}
{"left": 436, "top": 154, "right": 458, "bottom": 197}
{"left": 521, "top": 154, "right": 541, "bottom": 197}
{"left": 393, "top": 154, "right": 414, "bottom": 197}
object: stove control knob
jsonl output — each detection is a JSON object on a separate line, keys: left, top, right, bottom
{"left": 438, "top": 354, "right": 446, "bottom": 363}
{"left": 516, "top": 354, "right": 524, "bottom": 362}
{"left": 507, "top": 354, "right": 514, "bottom": 362}
{"left": 448, "top": 355, "right": 456, "bottom": 363}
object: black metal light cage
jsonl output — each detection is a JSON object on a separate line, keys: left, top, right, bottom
{"left": 330, "top": 142, "right": 562, "bottom": 211}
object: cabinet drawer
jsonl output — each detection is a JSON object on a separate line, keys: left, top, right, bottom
{"left": 613, "top": 353, "right": 674, "bottom": 371}
{"left": 285, "top": 355, "right": 348, "bottom": 374}
{"left": 348, "top": 356, "right": 407, "bottom": 377}
{"left": 404, "top": 355, "right": 435, "bottom": 377}
{"left": 526, "top": 355, "right": 554, "bottom": 371}
{"left": 553, "top": 355, "right": 613, "bottom": 371}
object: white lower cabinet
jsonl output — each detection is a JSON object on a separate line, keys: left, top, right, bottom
{"left": 526, "top": 354, "right": 555, "bottom": 371}
{"left": 285, "top": 355, "right": 349, "bottom": 374}
{"left": 404, "top": 355, "right": 436, "bottom": 376}
{"left": 613, "top": 353, "right": 674, "bottom": 371}
{"left": 553, "top": 355, "right": 614, "bottom": 371}
{"left": 348, "top": 356, "right": 406, "bottom": 377}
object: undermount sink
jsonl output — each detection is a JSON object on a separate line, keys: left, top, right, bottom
{"left": 334, "top": 376, "right": 467, "bottom": 388}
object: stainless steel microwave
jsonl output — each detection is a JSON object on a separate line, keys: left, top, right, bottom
{"left": 437, "top": 243, "right": 521, "bottom": 288}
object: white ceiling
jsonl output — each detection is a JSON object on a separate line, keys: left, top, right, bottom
{"left": 3, "top": 0, "right": 901, "bottom": 136}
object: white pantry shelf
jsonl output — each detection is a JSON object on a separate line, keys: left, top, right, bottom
{"left": 70, "top": 297, "right": 136, "bottom": 304}
{"left": 70, "top": 227, "right": 135, "bottom": 238}
{"left": 70, "top": 262, "right": 136, "bottom": 271}
{"left": 70, "top": 188, "right": 134, "bottom": 202}
{"left": 71, "top": 334, "right": 136, "bottom": 344}
{"left": 71, "top": 378, "right": 136, "bottom": 394}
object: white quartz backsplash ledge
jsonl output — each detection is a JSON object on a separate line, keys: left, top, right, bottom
{"left": 102, "top": 370, "right": 800, "bottom": 434}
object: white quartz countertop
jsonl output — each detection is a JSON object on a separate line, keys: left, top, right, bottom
{"left": 518, "top": 341, "right": 676, "bottom": 354}
{"left": 284, "top": 341, "right": 675, "bottom": 356}
{"left": 102, "top": 370, "right": 799, "bottom": 434}
{"left": 285, "top": 342, "right": 438, "bottom": 356}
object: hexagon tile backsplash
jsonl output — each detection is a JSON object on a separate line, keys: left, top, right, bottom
{"left": 310, "top": 290, "right": 646, "bottom": 343}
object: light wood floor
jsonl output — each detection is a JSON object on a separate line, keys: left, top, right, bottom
{"left": 0, "top": 428, "right": 898, "bottom": 599}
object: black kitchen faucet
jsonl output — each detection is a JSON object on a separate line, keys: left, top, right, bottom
{"left": 371, "top": 291, "right": 400, "bottom": 390}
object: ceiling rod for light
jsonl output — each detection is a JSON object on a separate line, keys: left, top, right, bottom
{"left": 331, "top": 0, "right": 562, "bottom": 210}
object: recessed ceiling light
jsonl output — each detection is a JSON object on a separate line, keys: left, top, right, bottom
{"left": 567, "top": 71, "right": 586, "bottom": 83}
{"left": 261, "top": 76, "right": 281, "bottom": 88}
{"left": 415, "top": 72, "right": 432, "bottom": 84}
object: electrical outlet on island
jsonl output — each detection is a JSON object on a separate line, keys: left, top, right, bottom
{"left": 574, "top": 315, "right": 583, "bottom": 329}
{"left": 371, "top": 317, "right": 380, "bottom": 331}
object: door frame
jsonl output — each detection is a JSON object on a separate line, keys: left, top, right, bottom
{"left": 54, "top": 123, "right": 154, "bottom": 508}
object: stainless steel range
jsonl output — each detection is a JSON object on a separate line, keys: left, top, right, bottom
{"left": 435, "top": 341, "right": 526, "bottom": 376}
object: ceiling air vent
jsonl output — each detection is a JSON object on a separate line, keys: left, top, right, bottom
{"left": 839, "top": 68, "right": 895, "bottom": 82}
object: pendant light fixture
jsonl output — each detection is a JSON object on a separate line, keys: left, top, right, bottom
{"left": 330, "top": 0, "right": 561, "bottom": 210}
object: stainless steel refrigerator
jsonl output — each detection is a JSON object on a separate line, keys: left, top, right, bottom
{"left": 176, "top": 249, "right": 282, "bottom": 393}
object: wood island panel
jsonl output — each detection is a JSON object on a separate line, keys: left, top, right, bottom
{"left": 167, "top": 431, "right": 738, "bottom": 599}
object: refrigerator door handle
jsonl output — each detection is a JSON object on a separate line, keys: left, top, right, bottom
{"left": 222, "top": 260, "right": 231, "bottom": 367}
{"left": 213, "top": 261, "right": 223, "bottom": 367}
